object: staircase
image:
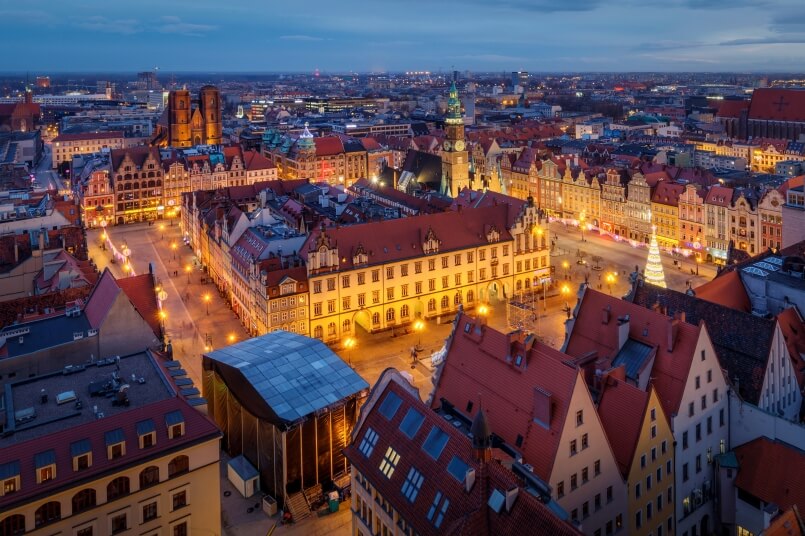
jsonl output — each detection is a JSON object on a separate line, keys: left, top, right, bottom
{"left": 304, "top": 483, "right": 323, "bottom": 508}
{"left": 285, "top": 491, "right": 311, "bottom": 522}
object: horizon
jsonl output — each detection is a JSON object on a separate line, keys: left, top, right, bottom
{"left": 5, "top": 0, "right": 805, "bottom": 72}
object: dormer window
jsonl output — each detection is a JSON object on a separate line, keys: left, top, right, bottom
{"left": 0, "top": 461, "right": 20, "bottom": 496}
{"left": 35, "top": 450, "right": 56, "bottom": 483}
{"left": 71, "top": 440, "right": 93, "bottom": 471}
{"left": 137, "top": 419, "right": 157, "bottom": 449}
{"left": 105, "top": 429, "right": 126, "bottom": 460}
{"left": 166, "top": 410, "right": 185, "bottom": 438}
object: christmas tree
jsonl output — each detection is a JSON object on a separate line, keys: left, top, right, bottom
{"left": 644, "top": 227, "right": 667, "bottom": 288}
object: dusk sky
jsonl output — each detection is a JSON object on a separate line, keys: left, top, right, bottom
{"left": 5, "top": 0, "right": 805, "bottom": 72}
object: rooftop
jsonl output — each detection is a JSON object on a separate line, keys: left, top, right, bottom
{"left": 203, "top": 331, "right": 369, "bottom": 425}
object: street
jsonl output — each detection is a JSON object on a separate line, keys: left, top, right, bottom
{"left": 33, "top": 145, "right": 64, "bottom": 192}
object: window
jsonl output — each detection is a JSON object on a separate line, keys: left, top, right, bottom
{"left": 582, "top": 467, "right": 589, "bottom": 483}
{"left": 647, "top": 474, "right": 653, "bottom": 490}
{"left": 636, "top": 510, "right": 642, "bottom": 529}
{"left": 314, "top": 302, "right": 322, "bottom": 316}
{"left": 379, "top": 447, "right": 400, "bottom": 478}
{"left": 707, "top": 369, "right": 713, "bottom": 383}
{"left": 607, "top": 485, "right": 613, "bottom": 503}
{"left": 662, "top": 440, "right": 668, "bottom": 455}
{"left": 695, "top": 376, "right": 700, "bottom": 389}
{"left": 441, "top": 276, "right": 449, "bottom": 289}
{"left": 168, "top": 455, "right": 189, "bottom": 478}
{"left": 683, "top": 463, "right": 689, "bottom": 482}
{"left": 357, "top": 272, "right": 365, "bottom": 285}
{"left": 372, "top": 270, "right": 380, "bottom": 282}
{"left": 107, "top": 476, "right": 130, "bottom": 500}
{"left": 701, "top": 394, "right": 707, "bottom": 410}
{"left": 415, "top": 282, "right": 422, "bottom": 294}
{"left": 143, "top": 502, "right": 157, "bottom": 522}
{"left": 582, "top": 434, "right": 589, "bottom": 449}
{"left": 658, "top": 467, "right": 663, "bottom": 482}
{"left": 401, "top": 467, "right": 424, "bottom": 502}
{"left": 696, "top": 454, "right": 702, "bottom": 473}
{"left": 378, "top": 392, "right": 402, "bottom": 419}
{"left": 372, "top": 291, "right": 380, "bottom": 304}
{"left": 701, "top": 349, "right": 705, "bottom": 361}
{"left": 313, "top": 281, "right": 321, "bottom": 294}
{"left": 571, "top": 509, "right": 578, "bottom": 522}
{"left": 683, "top": 431, "right": 688, "bottom": 449}
{"left": 166, "top": 411, "right": 185, "bottom": 438}
{"left": 447, "top": 456, "right": 470, "bottom": 482}
{"left": 428, "top": 259, "right": 435, "bottom": 271}
{"left": 423, "top": 427, "right": 450, "bottom": 460}
{"left": 696, "top": 423, "right": 702, "bottom": 442}
{"left": 707, "top": 416, "right": 713, "bottom": 435}
{"left": 111, "top": 513, "right": 127, "bottom": 534}
{"left": 387, "top": 287, "right": 395, "bottom": 301}
{"left": 140, "top": 466, "right": 160, "bottom": 489}
{"left": 359, "top": 428, "right": 379, "bottom": 457}
{"left": 34, "top": 501, "right": 61, "bottom": 527}
{"left": 0, "top": 514, "right": 25, "bottom": 535}
{"left": 651, "top": 408, "right": 656, "bottom": 421}
{"left": 557, "top": 481, "right": 565, "bottom": 498}
{"left": 594, "top": 459, "right": 601, "bottom": 476}
{"left": 415, "top": 261, "right": 422, "bottom": 274}
{"left": 427, "top": 491, "right": 450, "bottom": 528}
{"left": 636, "top": 482, "right": 641, "bottom": 498}
{"left": 429, "top": 279, "right": 436, "bottom": 291}
{"left": 651, "top": 424, "right": 657, "bottom": 439}
{"left": 570, "top": 439, "right": 577, "bottom": 456}
{"left": 386, "top": 267, "right": 394, "bottom": 279}
{"left": 720, "top": 408, "right": 725, "bottom": 427}
{"left": 571, "top": 474, "right": 578, "bottom": 490}
{"left": 173, "top": 521, "right": 188, "bottom": 536}
{"left": 72, "top": 488, "right": 97, "bottom": 513}
{"left": 689, "top": 402, "right": 695, "bottom": 417}
{"left": 327, "top": 278, "right": 336, "bottom": 291}
{"left": 399, "top": 408, "right": 425, "bottom": 439}
{"left": 713, "top": 388, "right": 719, "bottom": 403}
{"left": 583, "top": 501, "right": 589, "bottom": 519}
{"left": 641, "top": 454, "right": 647, "bottom": 469}
{"left": 595, "top": 493, "right": 601, "bottom": 511}
{"left": 172, "top": 490, "right": 187, "bottom": 510}
{"left": 658, "top": 493, "right": 664, "bottom": 512}
{"left": 576, "top": 410, "right": 584, "bottom": 426}
{"left": 652, "top": 447, "right": 657, "bottom": 462}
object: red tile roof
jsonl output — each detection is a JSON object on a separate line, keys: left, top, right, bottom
{"left": 0, "top": 395, "right": 220, "bottom": 510}
{"left": 313, "top": 136, "right": 345, "bottom": 156}
{"left": 345, "top": 370, "right": 581, "bottom": 536}
{"left": 243, "top": 149, "right": 275, "bottom": 171}
{"left": 694, "top": 270, "right": 751, "bottom": 312}
{"left": 704, "top": 185, "right": 734, "bottom": 207}
{"left": 596, "top": 377, "right": 650, "bottom": 477}
{"left": 764, "top": 507, "right": 805, "bottom": 536}
{"left": 651, "top": 181, "right": 684, "bottom": 207}
{"left": 716, "top": 99, "right": 750, "bottom": 119}
{"left": 777, "top": 307, "right": 805, "bottom": 391}
{"left": 734, "top": 437, "right": 805, "bottom": 512}
{"left": 748, "top": 89, "right": 805, "bottom": 122}
{"left": 780, "top": 175, "right": 805, "bottom": 196}
{"left": 53, "top": 131, "right": 124, "bottom": 142}
{"left": 110, "top": 146, "right": 161, "bottom": 172}
{"left": 432, "top": 313, "right": 583, "bottom": 481}
{"left": 450, "top": 188, "right": 528, "bottom": 228}
{"left": 565, "top": 288, "right": 701, "bottom": 418}
{"left": 117, "top": 272, "right": 161, "bottom": 339}
{"left": 303, "top": 205, "right": 515, "bottom": 271}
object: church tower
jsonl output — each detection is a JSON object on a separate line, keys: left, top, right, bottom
{"left": 199, "top": 86, "right": 222, "bottom": 146}
{"left": 168, "top": 89, "right": 192, "bottom": 147}
{"left": 441, "top": 81, "right": 469, "bottom": 197}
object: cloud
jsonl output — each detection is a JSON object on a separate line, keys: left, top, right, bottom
{"left": 279, "top": 35, "right": 324, "bottom": 41}
{"left": 75, "top": 16, "right": 141, "bottom": 35}
{"left": 156, "top": 16, "right": 215, "bottom": 36}
{"left": 450, "top": 54, "right": 529, "bottom": 63}
{"left": 769, "top": 12, "right": 805, "bottom": 32}
{"left": 718, "top": 36, "right": 805, "bottom": 45}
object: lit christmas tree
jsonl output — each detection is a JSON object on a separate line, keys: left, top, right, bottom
{"left": 644, "top": 226, "right": 667, "bottom": 288}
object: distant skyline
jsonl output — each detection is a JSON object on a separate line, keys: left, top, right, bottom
{"left": 5, "top": 0, "right": 805, "bottom": 73}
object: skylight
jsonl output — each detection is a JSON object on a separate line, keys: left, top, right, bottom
{"left": 379, "top": 446, "right": 400, "bottom": 478}
{"left": 447, "top": 456, "right": 470, "bottom": 482}
{"left": 378, "top": 391, "right": 403, "bottom": 420}
{"left": 359, "top": 427, "right": 379, "bottom": 457}
{"left": 422, "top": 426, "right": 450, "bottom": 460}
{"left": 400, "top": 408, "right": 425, "bottom": 439}
{"left": 428, "top": 491, "right": 450, "bottom": 528}
{"left": 488, "top": 489, "right": 506, "bottom": 513}
{"left": 401, "top": 466, "right": 424, "bottom": 502}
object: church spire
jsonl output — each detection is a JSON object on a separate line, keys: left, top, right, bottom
{"left": 446, "top": 81, "right": 463, "bottom": 125}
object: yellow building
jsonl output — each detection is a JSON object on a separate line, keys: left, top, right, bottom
{"left": 52, "top": 131, "right": 125, "bottom": 169}
{"left": 303, "top": 201, "right": 549, "bottom": 344}
{"left": 651, "top": 181, "right": 684, "bottom": 249}
{"left": 0, "top": 351, "right": 222, "bottom": 536}
{"left": 561, "top": 165, "right": 601, "bottom": 228}
{"left": 752, "top": 142, "right": 805, "bottom": 173}
{"left": 598, "top": 379, "right": 675, "bottom": 536}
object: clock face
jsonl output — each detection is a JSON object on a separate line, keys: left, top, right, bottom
{"left": 443, "top": 140, "right": 452, "bottom": 151}
{"left": 454, "top": 140, "right": 465, "bottom": 152}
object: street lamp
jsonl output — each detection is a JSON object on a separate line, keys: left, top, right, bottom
{"left": 185, "top": 265, "right": 192, "bottom": 284}
{"left": 344, "top": 337, "right": 356, "bottom": 368}
{"left": 562, "top": 260, "right": 570, "bottom": 279}
{"left": 533, "top": 226, "right": 544, "bottom": 249}
{"left": 204, "top": 293, "right": 211, "bottom": 315}
{"left": 413, "top": 319, "right": 425, "bottom": 351}
{"left": 478, "top": 304, "right": 489, "bottom": 317}
{"left": 171, "top": 242, "right": 177, "bottom": 260}
{"left": 159, "top": 223, "right": 165, "bottom": 240}
{"left": 579, "top": 211, "right": 586, "bottom": 242}
{"left": 561, "top": 284, "right": 571, "bottom": 318}
{"left": 606, "top": 272, "right": 616, "bottom": 295}
{"left": 227, "top": 334, "right": 236, "bottom": 344}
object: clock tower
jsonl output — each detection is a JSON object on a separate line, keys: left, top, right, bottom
{"left": 441, "top": 81, "right": 469, "bottom": 197}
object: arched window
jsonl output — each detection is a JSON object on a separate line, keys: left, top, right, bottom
{"left": 139, "top": 466, "right": 160, "bottom": 489}
{"left": 327, "top": 322, "right": 336, "bottom": 336}
{"left": 441, "top": 296, "right": 449, "bottom": 309}
{"left": 525, "top": 278, "right": 530, "bottom": 289}
{"left": 467, "top": 290, "right": 474, "bottom": 303}
{"left": 107, "top": 476, "right": 130, "bottom": 500}
{"left": 124, "top": 182, "right": 131, "bottom": 191}
{"left": 168, "top": 455, "right": 189, "bottom": 478}
{"left": 372, "top": 312, "right": 380, "bottom": 325}
{"left": 35, "top": 501, "right": 61, "bottom": 527}
{"left": 427, "top": 299, "right": 436, "bottom": 312}
{"left": 313, "top": 326, "right": 323, "bottom": 339}
{"left": 454, "top": 292, "right": 462, "bottom": 305}
{"left": 132, "top": 181, "right": 139, "bottom": 190}
{"left": 72, "top": 488, "right": 96, "bottom": 513}
{"left": 386, "top": 308, "right": 395, "bottom": 322}
{"left": 342, "top": 319, "right": 351, "bottom": 333}
{"left": 401, "top": 304, "right": 410, "bottom": 318}
{"left": 148, "top": 180, "right": 156, "bottom": 188}
{"left": 516, "top": 280, "right": 522, "bottom": 291}
{"left": 0, "top": 514, "right": 25, "bottom": 535}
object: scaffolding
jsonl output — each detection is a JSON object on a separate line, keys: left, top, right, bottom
{"left": 507, "top": 289, "right": 540, "bottom": 334}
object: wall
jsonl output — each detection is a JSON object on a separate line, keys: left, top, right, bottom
{"left": 99, "top": 292, "right": 161, "bottom": 358}
{"left": 728, "top": 389, "right": 805, "bottom": 448}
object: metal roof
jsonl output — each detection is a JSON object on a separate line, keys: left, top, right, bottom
{"left": 612, "top": 338, "right": 655, "bottom": 381}
{"left": 205, "top": 331, "right": 369, "bottom": 424}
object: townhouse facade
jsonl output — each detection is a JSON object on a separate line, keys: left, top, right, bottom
{"left": 625, "top": 172, "right": 653, "bottom": 244}
{"left": 52, "top": 131, "right": 125, "bottom": 169}
{"left": 651, "top": 181, "right": 684, "bottom": 249}
{"left": 678, "top": 184, "right": 706, "bottom": 259}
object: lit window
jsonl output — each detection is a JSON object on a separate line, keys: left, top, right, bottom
{"left": 379, "top": 447, "right": 400, "bottom": 478}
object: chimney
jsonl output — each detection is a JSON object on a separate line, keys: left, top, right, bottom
{"left": 505, "top": 488, "right": 519, "bottom": 512}
{"left": 601, "top": 305, "right": 612, "bottom": 325}
{"left": 465, "top": 468, "right": 476, "bottom": 493}
{"left": 668, "top": 316, "right": 680, "bottom": 352}
{"left": 14, "top": 241, "right": 19, "bottom": 264}
{"left": 617, "top": 315, "right": 630, "bottom": 351}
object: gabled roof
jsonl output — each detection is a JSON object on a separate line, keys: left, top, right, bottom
{"left": 346, "top": 370, "right": 581, "bottom": 536}
{"left": 243, "top": 149, "right": 275, "bottom": 171}
{"left": 764, "top": 506, "right": 805, "bottom": 536}
{"left": 450, "top": 188, "right": 527, "bottom": 228}
{"left": 110, "top": 146, "right": 161, "bottom": 172}
{"left": 716, "top": 99, "right": 750, "bottom": 119}
{"left": 313, "top": 136, "right": 344, "bottom": 156}
{"left": 777, "top": 307, "right": 805, "bottom": 390}
{"left": 565, "top": 288, "right": 701, "bottom": 417}
{"left": 694, "top": 270, "right": 751, "bottom": 312}
{"left": 651, "top": 181, "right": 684, "bottom": 207}
{"left": 596, "top": 377, "right": 650, "bottom": 477}
{"left": 83, "top": 268, "right": 121, "bottom": 329}
{"left": 432, "top": 313, "right": 581, "bottom": 481}
{"left": 704, "top": 185, "right": 734, "bottom": 208}
{"left": 734, "top": 437, "right": 805, "bottom": 512}
{"left": 117, "top": 272, "right": 161, "bottom": 339}
{"left": 630, "top": 282, "right": 772, "bottom": 404}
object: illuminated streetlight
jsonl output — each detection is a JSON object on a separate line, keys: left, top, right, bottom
{"left": 185, "top": 265, "right": 192, "bottom": 284}
{"left": 606, "top": 272, "right": 616, "bottom": 295}
{"left": 171, "top": 242, "right": 178, "bottom": 260}
{"left": 413, "top": 319, "right": 425, "bottom": 349}
{"left": 204, "top": 293, "right": 211, "bottom": 315}
{"left": 478, "top": 304, "right": 489, "bottom": 316}
{"left": 561, "top": 283, "right": 571, "bottom": 319}
{"left": 228, "top": 334, "right": 236, "bottom": 344}
{"left": 562, "top": 260, "right": 570, "bottom": 279}
{"left": 579, "top": 211, "right": 586, "bottom": 242}
{"left": 344, "top": 337, "right": 356, "bottom": 368}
